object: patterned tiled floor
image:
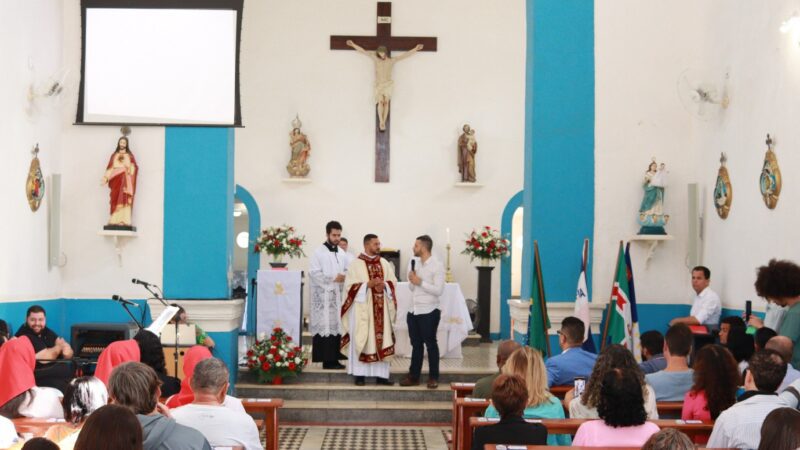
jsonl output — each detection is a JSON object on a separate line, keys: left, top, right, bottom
{"left": 275, "top": 425, "right": 449, "bottom": 450}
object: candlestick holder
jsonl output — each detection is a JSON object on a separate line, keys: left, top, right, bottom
{"left": 445, "top": 243, "right": 455, "bottom": 282}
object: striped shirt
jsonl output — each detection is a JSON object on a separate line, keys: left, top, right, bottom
{"left": 707, "top": 393, "right": 789, "bottom": 449}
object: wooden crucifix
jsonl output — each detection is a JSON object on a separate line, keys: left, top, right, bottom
{"left": 331, "top": 2, "right": 437, "bottom": 182}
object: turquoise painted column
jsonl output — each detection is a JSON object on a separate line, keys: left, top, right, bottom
{"left": 521, "top": 0, "right": 595, "bottom": 304}
{"left": 163, "top": 127, "right": 235, "bottom": 299}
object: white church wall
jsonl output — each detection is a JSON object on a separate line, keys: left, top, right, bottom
{"left": 0, "top": 0, "right": 64, "bottom": 302}
{"left": 696, "top": 2, "right": 800, "bottom": 313}
{"left": 235, "top": 0, "right": 526, "bottom": 332}
{"left": 57, "top": 1, "right": 165, "bottom": 300}
{"left": 594, "top": 1, "right": 712, "bottom": 307}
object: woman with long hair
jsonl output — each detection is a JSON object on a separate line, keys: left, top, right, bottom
{"left": 133, "top": 330, "right": 180, "bottom": 397}
{"left": 569, "top": 344, "right": 658, "bottom": 419}
{"left": 682, "top": 344, "right": 739, "bottom": 421}
{"left": 484, "top": 347, "right": 570, "bottom": 445}
{"left": 758, "top": 407, "right": 800, "bottom": 450}
{"left": 74, "top": 404, "right": 143, "bottom": 450}
{"left": 573, "top": 368, "right": 660, "bottom": 447}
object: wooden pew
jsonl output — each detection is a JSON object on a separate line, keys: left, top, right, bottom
{"left": 467, "top": 417, "right": 714, "bottom": 450}
{"left": 454, "top": 397, "right": 492, "bottom": 450}
{"left": 241, "top": 398, "right": 283, "bottom": 450}
{"left": 450, "top": 383, "right": 477, "bottom": 446}
{"left": 483, "top": 447, "right": 737, "bottom": 450}
{"left": 12, "top": 418, "right": 61, "bottom": 438}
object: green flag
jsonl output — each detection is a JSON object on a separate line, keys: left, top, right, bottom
{"left": 604, "top": 242, "right": 633, "bottom": 349}
{"left": 527, "top": 241, "right": 551, "bottom": 356}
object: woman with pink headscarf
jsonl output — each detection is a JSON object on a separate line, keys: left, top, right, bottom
{"left": 94, "top": 339, "right": 140, "bottom": 386}
{"left": 0, "top": 336, "right": 63, "bottom": 419}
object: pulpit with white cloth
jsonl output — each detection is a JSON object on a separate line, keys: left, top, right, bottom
{"left": 256, "top": 270, "right": 302, "bottom": 343}
{"left": 393, "top": 282, "right": 473, "bottom": 358}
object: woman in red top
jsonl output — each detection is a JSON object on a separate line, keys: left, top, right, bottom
{"left": 682, "top": 344, "right": 739, "bottom": 443}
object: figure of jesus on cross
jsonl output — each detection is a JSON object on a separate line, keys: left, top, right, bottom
{"left": 346, "top": 40, "right": 423, "bottom": 131}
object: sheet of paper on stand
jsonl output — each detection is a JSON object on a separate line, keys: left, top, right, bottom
{"left": 393, "top": 282, "right": 473, "bottom": 358}
{"left": 147, "top": 306, "right": 180, "bottom": 334}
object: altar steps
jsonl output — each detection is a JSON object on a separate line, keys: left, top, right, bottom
{"left": 299, "top": 330, "right": 482, "bottom": 347}
{"left": 236, "top": 353, "right": 494, "bottom": 424}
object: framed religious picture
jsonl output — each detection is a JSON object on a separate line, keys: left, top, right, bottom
{"left": 26, "top": 144, "right": 45, "bottom": 212}
{"left": 760, "top": 134, "right": 781, "bottom": 210}
{"left": 714, "top": 152, "right": 732, "bottom": 219}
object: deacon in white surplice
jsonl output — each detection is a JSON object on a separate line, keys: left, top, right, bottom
{"left": 309, "top": 220, "right": 349, "bottom": 370}
{"left": 341, "top": 234, "right": 397, "bottom": 386}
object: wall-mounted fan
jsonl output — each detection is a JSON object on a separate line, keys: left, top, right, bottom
{"left": 676, "top": 69, "right": 730, "bottom": 121}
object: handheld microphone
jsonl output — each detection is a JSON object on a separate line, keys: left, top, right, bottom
{"left": 745, "top": 300, "right": 752, "bottom": 323}
{"left": 411, "top": 259, "right": 416, "bottom": 272}
{"left": 131, "top": 278, "right": 151, "bottom": 287}
{"left": 112, "top": 294, "right": 139, "bottom": 308}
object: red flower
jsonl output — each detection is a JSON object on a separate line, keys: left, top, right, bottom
{"left": 473, "top": 242, "right": 480, "bottom": 249}
{"left": 259, "top": 355, "right": 266, "bottom": 362}
{"left": 287, "top": 352, "right": 295, "bottom": 359}
{"left": 261, "top": 362, "right": 271, "bottom": 371}
{"left": 274, "top": 354, "right": 282, "bottom": 362}
{"left": 288, "top": 362, "right": 296, "bottom": 370}
{"left": 269, "top": 347, "right": 277, "bottom": 354}
{"left": 481, "top": 232, "right": 488, "bottom": 238}
{"left": 254, "top": 245, "right": 260, "bottom": 252}
{"left": 247, "top": 350, "right": 254, "bottom": 357}
{"left": 294, "top": 346, "right": 301, "bottom": 353}
{"left": 485, "top": 226, "right": 491, "bottom": 230}
{"left": 488, "top": 241, "right": 495, "bottom": 248}
{"left": 274, "top": 327, "right": 282, "bottom": 332}
{"left": 287, "top": 336, "right": 292, "bottom": 342}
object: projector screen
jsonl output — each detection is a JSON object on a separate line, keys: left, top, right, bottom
{"left": 77, "top": 1, "right": 242, "bottom": 126}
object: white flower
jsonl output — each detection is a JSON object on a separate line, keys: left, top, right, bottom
{"left": 258, "top": 332, "right": 267, "bottom": 340}
{"left": 267, "top": 354, "right": 274, "bottom": 360}
{"left": 279, "top": 350, "right": 286, "bottom": 357}
{"left": 295, "top": 357, "right": 301, "bottom": 363}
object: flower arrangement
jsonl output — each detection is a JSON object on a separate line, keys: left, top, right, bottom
{"left": 246, "top": 327, "right": 307, "bottom": 384}
{"left": 462, "top": 226, "right": 510, "bottom": 262}
{"left": 254, "top": 225, "right": 306, "bottom": 260}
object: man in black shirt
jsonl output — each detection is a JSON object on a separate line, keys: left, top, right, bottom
{"left": 15, "top": 305, "right": 74, "bottom": 391}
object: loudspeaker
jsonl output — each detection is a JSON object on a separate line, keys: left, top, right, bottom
{"left": 687, "top": 183, "right": 703, "bottom": 268}
{"left": 47, "top": 173, "right": 66, "bottom": 268}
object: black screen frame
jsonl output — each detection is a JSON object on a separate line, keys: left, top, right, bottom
{"left": 76, "top": 0, "right": 244, "bottom": 127}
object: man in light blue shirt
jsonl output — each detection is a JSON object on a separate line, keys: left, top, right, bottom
{"left": 545, "top": 317, "right": 597, "bottom": 387}
{"left": 645, "top": 324, "right": 694, "bottom": 401}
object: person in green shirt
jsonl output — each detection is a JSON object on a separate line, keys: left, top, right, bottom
{"left": 473, "top": 340, "right": 521, "bottom": 399}
{"left": 752, "top": 259, "right": 800, "bottom": 367}
{"left": 170, "top": 304, "right": 215, "bottom": 349}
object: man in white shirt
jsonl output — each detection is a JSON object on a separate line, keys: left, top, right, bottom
{"left": 399, "top": 235, "right": 445, "bottom": 389}
{"left": 707, "top": 349, "right": 789, "bottom": 449}
{"left": 172, "top": 358, "right": 263, "bottom": 450}
{"left": 309, "top": 220, "right": 349, "bottom": 370}
{"left": 669, "top": 266, "right": 721, "bottom": 328}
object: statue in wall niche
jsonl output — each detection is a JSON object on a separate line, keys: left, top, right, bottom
{"left": 458, "top": 124, "right": 477, "bottom": 182}
{"left": 637, "top": 158, "right": 669, "bottom": 235}
{"left": 102, "top": 133, "right": 138, "bottom": 231}
{"left": 286, "top": 115, "right": 311, "bottom": 178}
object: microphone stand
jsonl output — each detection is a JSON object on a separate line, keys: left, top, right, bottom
{"left": 145, "top": 285, "right": 180, "bottom": 379}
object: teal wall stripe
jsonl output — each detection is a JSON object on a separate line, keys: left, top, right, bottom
{"left": 234, "top": 185, "right": 261, "bottom": 334}
{"left": 522, "top": 0, "right": 595, "bottom": 303}
{"left": 500, "top": 191, "right": 524, "bottom": 339}
{"left": 163, "top": 127, "right": 235, "bottom": 299}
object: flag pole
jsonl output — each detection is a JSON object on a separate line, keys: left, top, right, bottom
{"left": 600, "top": 240, "right": 624, "bottom": 351}
{"left": 534, "top": 241, "right": 551, "bottom": 357}
{"left": 582, "top": 238, "right": 589, "bottom": 273}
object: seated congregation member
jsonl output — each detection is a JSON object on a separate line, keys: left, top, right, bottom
{"left": 755, "top": 326, "right": 777, "bottom": 350}
{"left": 15, "top": 305, "right": 74, "bottom": 392}
{"left": 0, "top": 319, "right": 10, "bottom": 347}
{"left": 572, "top": 368, "right": 660, "bottom": 447}
{"left": 569, "top": 344, "right": 658, "bottom": 419}
{"left": 94, "top": 338, "right": 140, "bottom": 385}
{"left": 166, "top": 346, "right": 244, "bottom": 412}
{"left": 473, "top": 340, "right": 520, "bottom": 399}
{"left": 545, "top": 316, "right": 597, "bottom": 387}
{"left": 133, "top": 330, "right": 181, "bottom": 397}
{"left": 707, "top": 349, "right": 789, "bottom": 449}
{"left": 726, "top": 326, "right": 755, "bottom": 374}
{"left": 638, "top": 330, "right": 666, "bottom": 375}
{"left": 669, "top": 266, "right": 721, "bottom": 328}
{"left": 757, "top": 407, "right": 800, "bottom": 450}
{"left": 0, "top": 336, "right": 63, "bottom": 419}
{"left": 44, "top": 376, "right": 109, "bottom": 449}
{"left": 766, "top": 335, "right": 800, "bottom": 391}
{"left": 108, "top": 362, "right": 211, "bottom": 450}
{"left": 752, "top": 259, "right": 800, "bottom": 367}
{"left": 0, "top": 415, "right": 18, "bottom": 448}
{"left": 471, "top": 374, "right": 547, "bottom": 450}
{"left": 645, "top": 323, "right": 694, "bottom": 401}
{"left": 169, "top": 304, "right": 215, "bottom": 349}
{"left": 719, "top": 315, "right": 746, "bottom": 345}
{"left": 74, "top": 404, "right": 143, "bottom": 450}
{"left": 20, "top": 438, "right": 59, "bottom": 450}
{"left": 484, "top": 347, "right": 570, "bottom": 445}
{"left": 641, "top": 428, "right": 695, "bottom": 450}
{"left": 171, "top": 358, "right": 262, "bottom": 450}
{"left": 681, "top": 344, "right": 739, "bottom": 444}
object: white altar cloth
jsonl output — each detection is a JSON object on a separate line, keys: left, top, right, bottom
{"left": 256, "top": 270, "right": 302, "bottom": 343}
{"left": 393, "top": 282, "right": 473, "bottom": 358}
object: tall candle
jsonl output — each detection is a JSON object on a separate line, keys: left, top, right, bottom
{"left": 446, "top": 227, "right": 451, "bottom": 245}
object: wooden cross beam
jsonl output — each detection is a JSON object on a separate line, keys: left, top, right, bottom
{"left": 331, "top": 2, "right": 437, "bottom": 182}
